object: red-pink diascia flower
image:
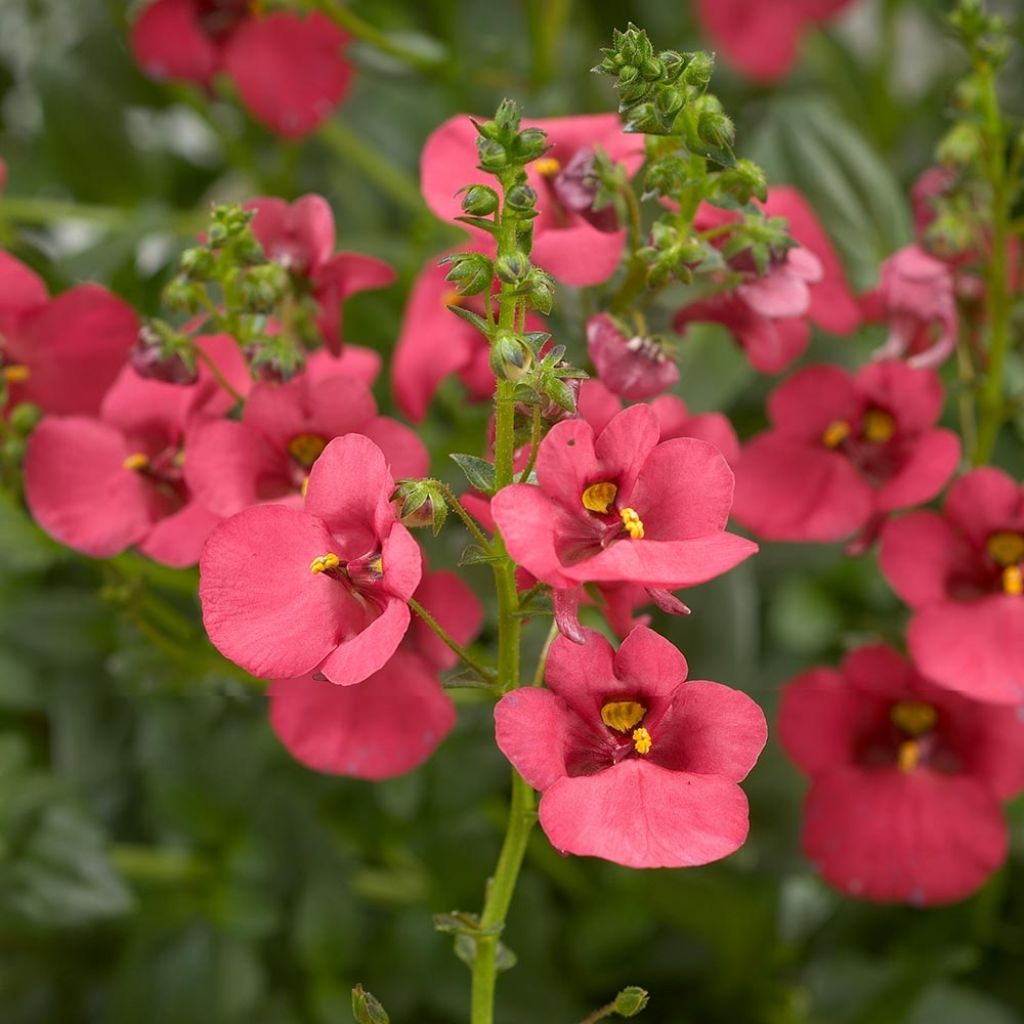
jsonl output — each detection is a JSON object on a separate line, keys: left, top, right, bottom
{"left": 495, "top": 627, "right": 766, "bottom": 867}
{"left": 491, "top": 404, "right": 755, "bottom": 590}
{"left": 186, "top": 365, "right": 427, "bottom": 517}
{"left": 880, "top": 468, "right": 1024, "bottom": 706}
{"left": 586, "top": 314, "right": 679, "bottom": 400}
{"left": 732, "top": 361, "right": 960, "bottom": 543}
{"left": 130, "top": 0, "right": 351, "bottom": 138}
{"left": 200, "top": 434, "right": 422, "bottom": 686}
{"left": 24, "top": 336, "right": 245, "bottom": 565}
{"left": 267, "top": 568, "right": 482, "bottom": 779}
{"left": 246, "top": 194, "right": 395, "bottom": 355}
{"left": 674, "top": 188, "right": 860, "bottom": 373}
{"left": 695, "top": 0, "right": 855, "bottom": 82}
{"left": 0, "top": 252, "right": 138, "bottom": 416}
{"left": 780, "top": 644, "right": 1024, "bottom": 905}
{"left": 860, "top": 245, "right": 959, "bottom": 369}
{"left": 421, "top": 114, "right": 643, "bottom": 287}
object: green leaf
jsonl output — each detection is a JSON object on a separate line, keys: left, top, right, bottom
{"left": 447, "top": 304, "right": 493, "bottom": 336}
{"left": 450, "top": 453, "right": 497, "bottom": 494}
{"left": 352, "top": 984, "right": 390, "bottom": 1024}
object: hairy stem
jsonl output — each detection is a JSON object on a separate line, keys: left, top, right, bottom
{"left": 408, "top": 597, "right": 495, "bottom": 681}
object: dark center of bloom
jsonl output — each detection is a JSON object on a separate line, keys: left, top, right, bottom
{"left": 600, "top": 699, "right": 651, "bottom": 755}
{"left": 987, "top": 531, "right": 1024, "bottom": 596}
{"left": 288, "top": 433, "right": 328, "bottom": 469}
{"left": 197, "top": 0, "right": 251, "bottom": 41}
{"left": 580, "top": 481, "right": 644, "bottom": 539}
{"left": 822, "top": 408, "right": 896, "bottom": 449}
{"left": 122, "top": 444, "right": 189, "bottom": 510}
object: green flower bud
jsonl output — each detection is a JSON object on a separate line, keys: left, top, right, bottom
{"left": 441, "top": 252, "right": 494, "bottom": 295}
{"left": 523, "top": 268, "right": 555, "bottom": 315}
{"left": 683, "top": 51, "right": 715, "bottom": 87}
{"left": 504, "top": 184, "right": 538, "bottom": 216}
{"left": 490, "top": 331, "right": 531, "bottom": 381}
{"left": 514, "top": 127, "right": 549, "bottom": 163}
{"left": 352, "top": 985, "right": 390, "bottom": 1024}
{"left": 640, "top": 57, "right": 664, "bottom": 80}
{"left": 613, "top": 986, "right": 650, "bottom": 1017}
{"left": 8, "top": 402, "right": 42, "bottom": 436}
{"left": 494, "top": 98, "right": 521, "bottom": 135}
{"left": 477, "top": 138, "right": 509, "bottom": 171}
{"left": 697, "top": 109, "right": 735, "bottom": 149}
{"left": 494, "top": 253, "right": 530, "bottom": 285}
{"left": 460, "top": 185, "right": 500, "bottom": 216}
{"left": 179, "top": 246, "right": 215, "bottom": 280}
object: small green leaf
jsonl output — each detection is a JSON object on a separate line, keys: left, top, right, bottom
{"left": 447, "top": 304, "right": 493, "bottom": 336}
{"left": 352, "top": 984, "right": 389, "bottom": 1024}
{"left": 450, "top": 453, "right": 497, "bottom": 494}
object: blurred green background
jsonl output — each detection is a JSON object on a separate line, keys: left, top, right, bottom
{"left": 1, "top": 0, "right": 1023, "bottom": 1021}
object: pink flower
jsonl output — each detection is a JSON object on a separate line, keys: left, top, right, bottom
{"left": 674, "top": 188, "right": 860, "bottom": 373}
{"left": 267, "top": 567, "right": 482, "bottom": 779}
{"left": 879, "top": 468, "right": 1024, "bottom": 706}
{"left": 578, "top": 380, "right": 740, "bottom": 466}
{"left": 861, "top": 245, "right": 958, "bottom": 368}
{"left": 421, "top": 114, "right": 643, "bottom": 286}
{"left": 0, "top": 253, "right": 138, "bottom": 416}
{"left": 586, "top": 314, "right": 679, "bottom": 400}
{"left": 246, "top": 194, "right": 395, "bottom": 355}
{"left": 24, "top": 335, "right": 245, "bottom": 565}
{"left": 391, "top": 255, "right": 495, "bottom": 422}
{"left": 186, "top": 365, "right": 427, "bottom": 517}
{"left": 495, "top": 626, "right": 766, "bottom": 867}
{"left": 732, "top": 361, "right": 960, "bottom": 542}
{"left": 695, "top": 0, "right": 856, "bottom": 82}
{"left": 199, "top": 434, "right": 422, "bottom": 686}
{"left": 130, "top": 1, "right": 352, "bottom": 138}
{"left": 780, "top": 644, "right": 1024, "bottom": 904}
{"left": 491, "top": 404, "right": 756, "bottom": 590}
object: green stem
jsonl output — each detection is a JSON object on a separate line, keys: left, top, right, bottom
{"left": 972, "top": 62, "right": 1013, "bottom": 465}
{"left": 312, "top": 0, "right": 446, "bottom": 76}
{"left": 318, "top": 120, "right": 426, "bottom": 214}
{"left": 470, "top": 772, "right": 536, "bottom": 1023}
{"left": 578, "top": 1002, "right": 619, "bottom": 1024}
{"left": 408, "top": 597, "right": 495, "bottom": 681}
{"left": 518, "top": 405, "right": 543, "bottom": 482}
{"left": 621, "top": 182, "right": 644, "bottom": 252}
{"left": 0, "top": 196, "right": 200, "bottom": 235}
{"left": 111, "top": 843, "right": 209, "bottom": 884}
{"left": 194, "top": 345, "right": 246, "bottom": 406}
{"left": 436, "top": 481, "right": 492, "bottom": 549}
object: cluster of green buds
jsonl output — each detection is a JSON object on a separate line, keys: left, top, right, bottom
{"left": 594, "top": 25, "right": 783, "bottom": 295}
{"left": 923, "top": 0, "right": 1020, "bottom": 260}
{"left": 441, "top": 100, "right": 573, "bottom": 409}
{"left": 145, "top": 204, "right": 318, "bottom": 384}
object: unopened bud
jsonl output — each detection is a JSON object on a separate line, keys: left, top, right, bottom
{"left": 495, "top": 253, "right": 530, "bottom": 285}
{"left": 8, "top": 402, "right": 41, "bottom": 435}
{"left": 477, "top": 138, "right": 509, "bottom": 171}
{"left": 460, "top": 185, "right": 499, "bottom": 216}
{"left": 352, "top": 985, "right": 390, "bottom": 1024}
{"left": 513, "top": 127, "right": 548, "bottom": 163}
{"left": 504, "top": 184, "right": 538, "bottom": 216}
{"left": 613, "top": 986, "right": 650, "bottom": 1017}
{"left": 490, "top": 331, "right": 530, "bottom": 381}
{"left": 442, "top": 252, "right": 493, "bottom": 295}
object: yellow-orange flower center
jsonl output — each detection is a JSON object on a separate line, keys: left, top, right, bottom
{"left": 620, "top": 507, "right": 644, "bottom": 539}
{"left": 1003, "top": 566, "right": 1023, "bottom": 596}
{"left": 534, "top": 156, "right": 561, "bottom": 177}
{"left": 822, "top": 420, "right": 850, "bottom": 448}
{"left": 2, "top": 364, "right": 30, "bottom": 384}
{"left": 987, "top": 531, "right": 1024, "bottom": 567}
{"left": 862, "top": 408, "right": 896, "bottom": 444}
{"left": 632, "top": 727, "right": 652, "bottom": 755}
{"left": 890, "top": 700, "right": 937, "bottom": 737}
{"left": 288, "top": 433, "right": 327, "bottom": 469}
{"left": 897, "top": 739, "right": 921, "bottom": 773}
{"left": 122, "top": 452, "right": 150, "bottom": 472}
{"left": 601, "top": 700, "right": 645, "bottom": 732}
{"left": 581, "top": 481, "right": 618, "bottom": 514}
{"left": 309, "top": 552, "right": 340, "bottom": 575}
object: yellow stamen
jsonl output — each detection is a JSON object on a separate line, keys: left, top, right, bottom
{"left": 309, "top": 552, "right": 340, "bottom": 575}
{"left": 122, "top": 452, "right": 150, "bottom": 472}
{"left": 441, "top": 288, "right": 464, "bottom": 309}
{"left": 897, "top": 739, "right": 921, "bottom": 773}
{"left": 300, "top": 476, "right": 310, "bottom": 498}
{"left": 601, "top": 700, "right": 646, "bottom": 733}
{"left": 534, "top": 156, "right": 561, "bottom": 177}
{"left": 620, "top": 507, "right": 644, "bottom": 539}
{"left": 581, "top": 481, "right": 618, "bottom": 514}
{"left": 890, "top": 700, "right": 937, "bottom": 737}
{"left": 173, "top": 449, "right": 186, "bottom": 468}
{"left": 1003, "top": 566, "right": 1024, "bottom": 596}
{"left": 632, "top": 727, "right": 652, "bottom": 755}
{"left": 987, "top": 531, "right": 1024, "bottom": 567}
{"left": 288, "top": 433, "right": 327, "bottom": 469}
{"left": 822, "top": 420, "right": 850, "bottom": 448}
{"left": 2, "top": 364, "right": 30, "bottom": 384}
{"left": 862, "top": 408, "right": 896, "bottom": 444}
